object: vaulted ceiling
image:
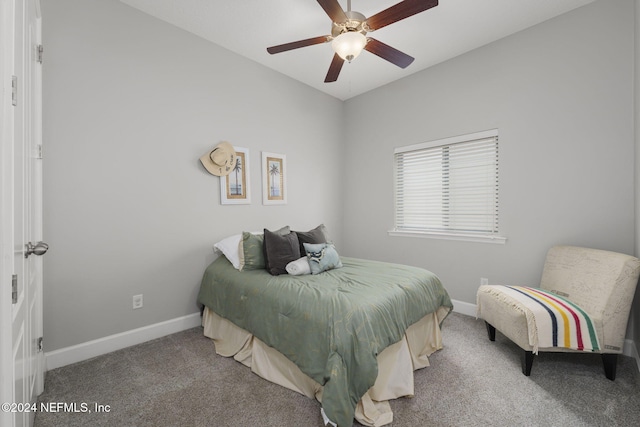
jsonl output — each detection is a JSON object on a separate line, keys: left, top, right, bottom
{"left": 120, "top": 0, "right": 596, "bottom": 100}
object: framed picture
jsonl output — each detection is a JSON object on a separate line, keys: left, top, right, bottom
{"left": 262, "top": 152, "right": 287, "bottom": 205}
{"left": 220, "top": 147, "right": 250, "bottom": 205}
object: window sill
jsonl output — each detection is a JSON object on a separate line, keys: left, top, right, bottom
{"left": 388, "top": 229, "right": 507, "bottom": 244}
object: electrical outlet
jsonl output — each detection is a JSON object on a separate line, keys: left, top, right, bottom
{"left": 133, "top": 294, "right": 143, "bottom": 309}
{"left": 480, "top": 277, "right": 489, "bottom": 286}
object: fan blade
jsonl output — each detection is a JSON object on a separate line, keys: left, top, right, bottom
{"left": 267, "top": 36, "right": 329, "bottom": 54}
{"left": 324, "top": 53, "right": 344, "bottom": 83}
{"left": 316, "top": 0, "right": 347, "bottom": 23}
{"left": 366, "top": 0, "right": 438, "bottom": 31}
{"left": 364, "top": 38, "right": 414, "bottom": 68}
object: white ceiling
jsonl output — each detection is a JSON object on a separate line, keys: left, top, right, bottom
{"left": 119, "top": 0, "right": 596, "bottom": 101}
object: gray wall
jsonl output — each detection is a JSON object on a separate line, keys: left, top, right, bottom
{"left": 342, "top": 0, "right": 636, "bottom": 308}
{"left": 42, "top": 0, "right": 344, "bottom": 351}
{"left": 43, "top": 0, "right": 639, "bottom": 353}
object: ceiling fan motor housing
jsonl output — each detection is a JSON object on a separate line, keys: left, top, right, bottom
{"left": 331, "top": 10, "right": 368, "bottom": 38}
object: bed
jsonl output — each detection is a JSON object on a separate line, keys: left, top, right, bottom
{"left": 197, "top": 238, "right": 452, "bottom": 427}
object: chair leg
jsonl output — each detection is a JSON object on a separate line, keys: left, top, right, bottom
{"left": 485, "top": 321, "right": 496, "bottom": 341}
{"left": 602, "top": 354, "right": 617, "bottom": 381}
{"left": 522, "top": 350, "right": 534, "bottom": 376}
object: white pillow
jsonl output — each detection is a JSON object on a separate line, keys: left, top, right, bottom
{"left": 285, "top": 257, "right": 311, "bottom": 276}
{"left": 213, "top": 234, "right": 243, "bottom": 269}
{"left": 214, "top": 231, "right": 263, "bottom": 270}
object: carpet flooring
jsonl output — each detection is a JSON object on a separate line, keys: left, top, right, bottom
{"left": 35, "top": 312, "right": 640, "bottom": 426}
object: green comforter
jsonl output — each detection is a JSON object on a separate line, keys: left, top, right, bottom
{"left": 197, "top": 256, "right": 452, "bottom": 427}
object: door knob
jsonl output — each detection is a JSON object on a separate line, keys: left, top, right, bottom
{"left": 25, "top": 241, "right": 49, "bottom": 258}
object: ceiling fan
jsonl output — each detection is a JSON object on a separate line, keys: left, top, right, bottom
{"left": 266, "top": 0, "right": 439, "bottom": 83}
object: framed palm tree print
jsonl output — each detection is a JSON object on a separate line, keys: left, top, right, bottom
{"left": 262, "top": 152, "right": 287, "bottom": 205}
{"left": 220, "top": 147, "right": 250, "bottom": 204}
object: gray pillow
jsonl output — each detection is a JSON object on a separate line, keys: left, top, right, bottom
{"left": 294, "top": 224, "right": 329, "bottom": 255}
{"left": 261, "top": 226, "right": 290, "bottom": 272}
{"left": 264, "top": 229, "right": 300, "bottom": 276}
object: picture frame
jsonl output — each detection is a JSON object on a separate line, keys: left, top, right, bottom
{"left": 220, "top": 146, "right": 250, "bottom": 205}
{"left": 262, "top": 152, "right": 287, "bottom": 205}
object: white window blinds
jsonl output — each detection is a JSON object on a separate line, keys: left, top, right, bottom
{"left": 393, "top": 129, "right": 500, "bottom": 238}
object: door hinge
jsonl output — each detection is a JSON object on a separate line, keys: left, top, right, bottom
{"left": 12, "top": 274, "right": 18, "bottom": 304}
{"left": 36, "top": 144, "right": 43, "bottom": 159}
{"left": 37, "top": 337, "right": 43, "bottom": 352}
{"left": 37, "top": 45, "right": 43, "bottom": 64}
{"left": 11, "top": 75, "right": 17, "bottom": 106}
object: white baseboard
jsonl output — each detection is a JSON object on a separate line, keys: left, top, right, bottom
{"left": 451, "top": 298, "right": 477, "bottom": 317}
{"left": 45, "top": 312, "right": 202, "bottom": 371}
{"left": 44, "top": 303, "right": 640, "bottom": 375}
{"left": 624, "top": 338, "right": 640, "bottom": 371}
{"left": 452, "top": 299, "right": 640, "bottom": 369}
{"left": 46, "top": 304, "right": 475, "bottom": 371}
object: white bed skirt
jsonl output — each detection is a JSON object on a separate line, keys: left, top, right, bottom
{"left": 202, "top": 306, "right": 450, "bottom": 426}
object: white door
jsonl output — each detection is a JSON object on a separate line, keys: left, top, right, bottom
{"left": 1, "top": 1, "right": 44, "bottom": 426}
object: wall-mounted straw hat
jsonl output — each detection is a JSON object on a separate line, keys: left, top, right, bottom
{"left": 200, "top": 141, "right": 237, "bottom": 177}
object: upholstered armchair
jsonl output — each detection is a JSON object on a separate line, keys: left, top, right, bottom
{"left": 477, "top": 245, "right": 640, "bottom": 380}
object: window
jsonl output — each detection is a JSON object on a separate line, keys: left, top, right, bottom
{"left": 391, "top": 129, "right": 505, "bottom": 243}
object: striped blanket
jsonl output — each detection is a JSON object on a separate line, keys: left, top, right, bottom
{"left": 480, "top": 285, "right": 599, "bottom": 354}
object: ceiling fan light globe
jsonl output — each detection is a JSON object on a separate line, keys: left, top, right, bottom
{"left": 332, "top": 31, "right": 366, "bottom": 62}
